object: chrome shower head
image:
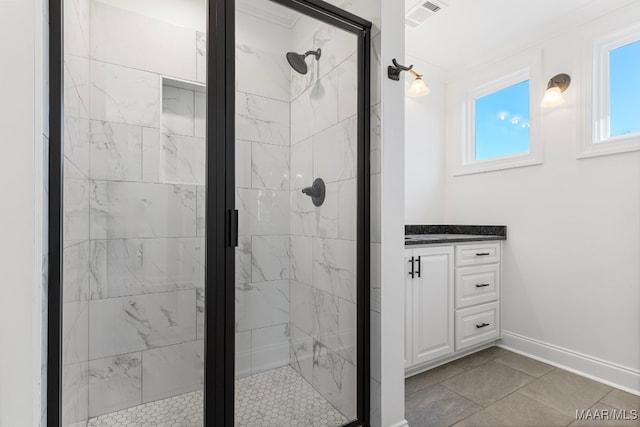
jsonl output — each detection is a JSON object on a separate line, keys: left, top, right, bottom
{"left": 286, "top": 48, "right": 321, "bottom": 75}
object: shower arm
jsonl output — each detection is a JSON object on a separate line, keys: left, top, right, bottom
{"left": 304, "top": 48, "right": 322, "bottom": 60}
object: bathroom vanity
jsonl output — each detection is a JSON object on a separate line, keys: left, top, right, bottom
{"left": 404, "top": 225, "right": 506, "bottom": 377}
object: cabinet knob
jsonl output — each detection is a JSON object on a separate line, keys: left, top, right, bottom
{"left": 476, "top": 322, "right": 490, "bottom": 329}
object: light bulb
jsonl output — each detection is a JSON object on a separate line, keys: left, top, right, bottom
{"left": 541, "top": 86, "right": 564, "bottom": 108}
{"left": 407, "top": 76, "right": 430, "bottom": 97}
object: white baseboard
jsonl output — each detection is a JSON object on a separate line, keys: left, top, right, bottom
{"left": 499, "top": 330, "right": 640, "bottom": 396}
{"left": 389, "top": 420, "right": 409, "bottom": 427}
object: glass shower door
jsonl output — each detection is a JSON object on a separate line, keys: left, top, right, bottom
{"left": 60, "top": 1, "right": 207, "bottom": 425}
{"left": 233, "top": 0, "right": 366, "bottom": 425}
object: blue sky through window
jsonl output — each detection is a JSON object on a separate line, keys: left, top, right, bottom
{"left": 475, "top": 80, "right": 530, "bottom": 161}
{"left": 610, "top": 39, "right": 640, "bottom": 137}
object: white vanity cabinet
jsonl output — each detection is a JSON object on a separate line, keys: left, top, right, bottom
{"left": 405, "top": 240, "right": 502, "bottom": 374}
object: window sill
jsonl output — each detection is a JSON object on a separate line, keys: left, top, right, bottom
{"left": 453, "top": 155, "right": 542, "bottom": 176}
{"left": 577, "top": 134, "right": 640, "bottom": 159}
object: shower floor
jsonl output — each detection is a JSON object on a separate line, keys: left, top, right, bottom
{"left": 86, "top": 366, "right": 347, "bottom": 427}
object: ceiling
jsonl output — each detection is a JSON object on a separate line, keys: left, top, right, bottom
{"left": 405, "top": 0, "right": 634, "bottom": 70}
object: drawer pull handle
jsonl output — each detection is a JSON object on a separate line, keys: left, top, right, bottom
{"left": 476, "top": 322, "right": 490, "bottom": 329}
{"left": 408, "top": 257, "right": 415, "bottom": 279}
{"left": 475, "top": 283, "right": 490, "bottom": 288}
{"left": 416, "top": 256, "right": 421, "bottom": 278}
{"left": 475, "top": 252, "right": 491, "bottom": 256}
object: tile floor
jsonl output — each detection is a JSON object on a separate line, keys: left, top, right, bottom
{"left": 405, "top": 347, "right": 640, "bottom": 427}
{"left": 87, "top": 366, "right": 347, "bottom": 427}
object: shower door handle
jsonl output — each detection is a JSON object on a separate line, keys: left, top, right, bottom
{"left": 229, "top": 209, "right": 238, "bottom": 247}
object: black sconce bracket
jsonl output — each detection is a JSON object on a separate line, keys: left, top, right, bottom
{"left": 388, "top": 58, "right": 414, "bottom": 81}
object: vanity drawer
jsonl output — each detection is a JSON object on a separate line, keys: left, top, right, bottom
{"left": 455, "top": 264, "right": 500, "bottom": 309}
{"left": 455, "top": 242, "right": 500, "bottom": 267}
{"left": 455, "top": 302, "right": 499, "bottom": 351}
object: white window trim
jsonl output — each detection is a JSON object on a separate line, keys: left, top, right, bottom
{"left": 578, "top": 23, "right": 640, "bottom": 159}
{"left": 455, "top": 67, "right": 542, "bottom": 176}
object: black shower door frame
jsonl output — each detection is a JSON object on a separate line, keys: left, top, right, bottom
{"left": 48, "top": 0, "right": 371, "bottom": 425}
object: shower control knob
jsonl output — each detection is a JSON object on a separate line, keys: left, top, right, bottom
{"left": 302, "top": 178, "right": 326, "bottom": 207}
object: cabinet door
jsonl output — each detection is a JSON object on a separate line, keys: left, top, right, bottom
{"left": 405, "top": 252, "right": 413, "bottom": 369}
{"left": 411, "top": 246, "right": 454, "bottom": 366}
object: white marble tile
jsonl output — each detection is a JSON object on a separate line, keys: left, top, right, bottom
{"left": 64, "top": 55, "right": 90, "bottom": 119}
{"left": 331, "top": 0, "right": 381, "bottom": 37}
{"left": 251, "top": 235, "right": 289, "bottom": 282}
{"left": 64, "top": 116, "right": 90, "bottom": 179}
{"left": 338, "top": 178, "right": 357, "bottom": 241}
{"left": 236, "top": 44, "right": 290, "bottom": 102}
{"left": 251, "top": 324, "right": 290, "bottom": 374}
{"left": 315, "top": 24, "right": 357, "bottom": 80}
{"left": 88, "top": 353, "right": 142, "bottom": 417}
{"left": 235, "top": 236, "right": 252, "bottom": 284}
{"left": 236, "top": 281, "right": 289, "bottom": 332}
{"left": 196, "top": 185, "right": 206, "bottom": 237}
{"left": 370, "top": 310, "right": 381, "bottom": 383}
{"left": 64, "top": 240, "right": 90, "bottom": 302}
{"left": 195, "top": 91, "right": 206, "bottom": 138}
{"left": 142, "top": 127, "right": 160, "bottom": 182}
{"left": 196, "top": 286, "right": 204, "bottom": 340}
{"left": 235, "top": 331, "right": 251, "bottom": 379}
{"left": 236, "top": 92, "right": 289, "bottom": 146}
{"left": 236, "top": 189, "right": 289, "bottom": 236}
{"left": 313, "top": 238, "right": 357, "bottom": 303}
{"left": 89, "top": 120, "right": 142, "bottom": 181}
{"left": 317, "top": 182, "right": 339, "bottom": 238}
{"left": 63, "top": 0, "right": 90, "bottom": 58}
{"left": 63, "top": 301, "right": 89, "bottom": 366}
{"left": 90, "top": 61, "right": 160, "bottom": 128}
{"left": 370, "top": 378, "right": 382, "bottom": 427}
{"left": 313, "top": 116, "right": 357, "bottom": 184}
{"left": 290, "top": 235, "right": 313, "bottom": 286}
{"left": 62, "top": 361, "right": 88, "bottom": 426}
{"left": 89, "top": 238, "right": 203, "bottom": 299}
{"left": 160, "top": 134, "right": 205, "bottom": 185}
{"left": 236, "top": 140, "right": 252, "bottom": 189}
{"left": 370, "top": 173, "right": 381, "bottom": 243}
{"left": 338, "top": 53, "right": 358, "bottom": 122}
{"left": 290, "top": 281, "right": 316, "bottom": 337}
{"left": 91, "top": 1, "right": 197, "bottom": 81}
{"left": 370, "top": 103, "right": 381, "bottom": 174}
{"left": 64, "top": 178, "right": 89, "bottom": 242}
{"left": 370, "top": 243, "right": 381, "bottom": 314}
{"left": 162, "top": 85, "right": 195, "bottom": 137}
{"left": 290, "top": 189, "right": 316, "bottom": 237}
{"left": 90, "top": 181, "right": 196, "bottom": 239}
{"left": 291, "top": 68, "right": 339, "bottom": 144}
{"left": 196, "top": 32, "right": 206, "bottom": 84}
{"left": 89, "top": 290, "right": 197, "bottom": 359}
{"left": 251, "top": 142, "right": 289, "bottom": 190}
{"left": 290, "top": 137, "right": 312, "bottom": 190}
{"left": 142, "top": 341, "right": 204, "bottom": 403}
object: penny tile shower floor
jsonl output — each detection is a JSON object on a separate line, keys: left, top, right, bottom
{"left": 87, "top": 366, "right": 347, "bottom": 427}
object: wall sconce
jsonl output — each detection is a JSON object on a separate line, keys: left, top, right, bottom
{"left": 541, "top": 73, "right": 571, "bottom": 108}
{"left": 388, "top": 58, "right": 430, "bottom": 97}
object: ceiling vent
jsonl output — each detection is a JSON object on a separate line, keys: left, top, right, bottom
{"left": 406, "top": 1, "right": 446, "bottom": 29}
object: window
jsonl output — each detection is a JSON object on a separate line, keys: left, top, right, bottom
{"left": 609, "top": 40, "right": 640, "bottom": 138}
{"left": 579, "top": 24, "right": 640, "bottom": 158}
{"left": 474, "top": 80, "right": 530, "bottom": 161}
{"left": 455, "top": 65, "right": 542, "bottom": 176}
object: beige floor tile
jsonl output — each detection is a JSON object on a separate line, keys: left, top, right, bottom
{"left": 494, "top": 351, "right": 554, "bottom": 377}
{"left": 453, "top": 392, "right": 573, "bottom": 427}
{"left": 519, "top": 369, "right": 611, "bottom": 418}
{"left": 405, "top": 384, "right": 481, "bottom": 427}
{"left": 449, "top": 346, "right": 508, "bottom": 371}
{"left": 601, "top": 389, "right": 640, "bottom": 411}
{"left": 569, "top": 402, "right": 640, "bottom": 427}
{"left": 406, "top": 364, "right": 466, "bottom": 395}
{"left": 442, "top": 361, "right": 535, "bottom": 407}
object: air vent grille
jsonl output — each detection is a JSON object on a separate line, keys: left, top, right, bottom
{"left": 406, "top": 0, "right": 446, "bottom": 29}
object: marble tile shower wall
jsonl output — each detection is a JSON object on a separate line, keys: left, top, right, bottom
{"left": 287, "top": 14, "right": 360, "bottom": 420}
{"left": 233, "top": 21, "right": 293, "bottom": 379}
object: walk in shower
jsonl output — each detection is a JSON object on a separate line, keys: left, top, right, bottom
{"left": 51, "top": 0, "right": 370, "bottom": 425}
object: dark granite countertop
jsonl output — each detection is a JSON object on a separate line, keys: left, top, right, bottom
{"left": 405, "top": 225, "right": 507, "bottom": 246}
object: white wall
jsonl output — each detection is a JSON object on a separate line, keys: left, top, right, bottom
{"left": 0, "top": 0, "right": 46, "bottom": 426}
{"left": 404, "top": 55, "right": 446, "bottom": 224}
{"left": 444, "top": 3, "right": 640, "bottom": 392}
